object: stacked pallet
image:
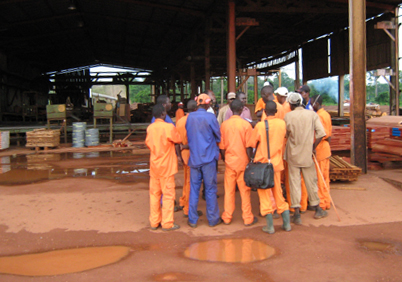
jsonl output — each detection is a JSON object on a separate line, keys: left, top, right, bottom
{"left": 367, "top": 126, "right": 390, "bottom": 149}
{"left": 0, "top": 131, "right": 10, "bottom": 150}
{"left": 329, "top": 155, "right": 362, "bottom": 182}
{"left": 330, "top": 126, "right": 351, "bottom": 151}
{"left": 26, "top": 128, "right": 60, "bottom": 148}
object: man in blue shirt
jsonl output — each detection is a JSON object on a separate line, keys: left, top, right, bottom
{"left": 151, "top": 95, "right": 175, "bottom": 125}
{"left": 186, "top": 93, "right": 222, "bottom": 228}
{"left": 297, "top": 85, "right": 313, "bottom": 111}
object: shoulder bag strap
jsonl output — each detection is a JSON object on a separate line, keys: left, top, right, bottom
{"left": 250, "top": 141, "right": 259, "bottom": 162}
{"left": 265, "top": 120, "right": 271, "bottom": 163}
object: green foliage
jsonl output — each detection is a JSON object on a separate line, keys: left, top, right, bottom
{"left": 374, "top": 92, "right": 389, "bottom": 105}
{"left": 129, "top": 85, "right": 152, "bottom": 103}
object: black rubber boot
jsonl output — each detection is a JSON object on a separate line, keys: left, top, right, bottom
{"left": 290, "top": 208, "right": 302, "bottom": 225}
{"left": 314, "top": 205, "right": 328, "bottom": 219}
{"left": 262, "top": 214, "right": 275, "bottom": 234}
{"left": 281, "top": 210, "right": 291, "bottom": 231}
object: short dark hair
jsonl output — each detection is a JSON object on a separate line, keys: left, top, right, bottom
{"left": 230, "top": 99, "right": 243, "bottom": 113}
{"left": 187, "top": 100, "right": 197, "bottom": 112}
{"left": 152, "top": 104, "right": 166, "bottom": 118}
{"left": 156, "top": 95, "right": 169, "bottom": 105}
{"left": 265, "top": 100, "right": 277, "bottom": 115}
{"left": 311, "top": 95, "right": 323, "bottom": 106}
{"left": 236, "top": 92, "right": 246, "bottom": 99}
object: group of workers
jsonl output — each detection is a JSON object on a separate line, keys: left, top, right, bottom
{"left": 145, "top": 84, "right": 332, "bottom": 234}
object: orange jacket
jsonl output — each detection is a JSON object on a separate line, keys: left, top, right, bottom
{"left": 175, "top": 108, "right": 185, "bottom": 122}
{"left": 261, "top": 101, "right": 285, "bottom": 120}
{"left": 145, "top": 119, "right": 182, "bottom": 178}
{"left": 255, "top": 98, "right": 265, "bottom": 113}
{"left": 219, "top": 115, "right": 253, "bottom": 171}
{"left": 176, "top": 115, "right": 190, "bottom": 165}
{"left": 247, "top": 116, "right": 286, "bottom": 172}
{"left": 315, "top": 108, "right": 332, "bottom": 161}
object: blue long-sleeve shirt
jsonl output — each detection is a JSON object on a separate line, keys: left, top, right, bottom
{"left": 151, "top": 114, "right": 174, "bottom": 125}
{"left": 186, "top": 108, "right": 221, "bottom": 168}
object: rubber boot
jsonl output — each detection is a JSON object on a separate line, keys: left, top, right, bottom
{"left": 314, "top": 205, "right": 328, "bottom": 219}
{"left": 262, "top": 214, "right": 275, "bottom": 234}
{"left": 290, "top": 208, "right": 302, "bottom": 225}
{"left": 281, "top": 210, "right": 292, "bottom": 231}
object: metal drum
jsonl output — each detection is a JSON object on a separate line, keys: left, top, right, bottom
{"left": 85, "top": 128, "right": 99, "bottom": 147}
{"left": 72, "top": 122, "right": 87, "bottom": 148}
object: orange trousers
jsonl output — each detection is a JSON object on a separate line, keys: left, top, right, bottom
{"left": 258, "top": 171, "right": 289, "bottom": 216}
{"left": 284, "top": 161, "right": 308, "bottom": 211}
{"left": 179, "top": 164, "right": 191, "bottom": 215}
{"left": 316, "top": 158, "right": 331, "bottom": 210}
{"left": 221, "top": 167, "right": 254, "bottom": 225}
{"left": 149, "top": 175, "right": 175, "bottom": 229}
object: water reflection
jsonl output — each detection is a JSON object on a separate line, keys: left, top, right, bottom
{"left": 184, "top": 238, "right": 275, "bottom": 263}
{"left": 0, "top": 246, "right": 130, "bottom": 276}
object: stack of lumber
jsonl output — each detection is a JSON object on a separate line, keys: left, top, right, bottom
{"left": 367, "top": 126, "right": 390, "bottom": 149}
{"left": 26, "top": 128, "right": 60, "bottom": 148}
{"left": 329, "top": 155, "right": 362, "bottom": 182}
{"left": 366, "top": 116, "right": 402, "bottom": 127}
{"left": 330, "top": 126, "right": 351, "bottom": 151}
{"left": 372, "top": 138, "right": 402, "bottom": 156}
{"left": 0, "top": 131, "right": 10, "bottom": 150}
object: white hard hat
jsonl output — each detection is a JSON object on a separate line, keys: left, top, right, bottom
{"left": 274, "top": 87, "right": 289, "bottom": 97}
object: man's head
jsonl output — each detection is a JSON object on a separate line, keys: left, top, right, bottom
{"left": 187, "top": 100, "right": 197, "bottom": 113}
{"left": 296, "top": 85, "right": 310, "bottom": 103}
{"left": 156, "top": 95, "right": 172, "bottom": 111}
{"left": 236, "top": 92, "right": 247, "bottom": 106}
{"left": 260, "top": 85, "right": 274, "bottom": 103}
{"left": 287, "top": 92, "right": 303, "bottom": 110}
{"left": 178, "top": 101, "right": 183, "bottom": 109}
{"left": 310, "top": 94, "right": 323, "bottom": 112}
{"left": 196, "top": 93, "right": 211, "bottom": 110}
{"left": 230, "top": 99, "right": 243, "bottom": 115}
{"left": 264, "top": 100, "right": 277, "bottom": 117}
{"left": 227, "top": 92, "right": 236, "bottom": 104}
{"left": 152, "top": 103, "right": 166, "bottom": 120}
{"left": 274, "top": 87, "right": 288, "bottom": 105}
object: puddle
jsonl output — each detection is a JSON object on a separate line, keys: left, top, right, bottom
{"left": 0, "top": 152, "right": 150, "bottom": 185}
{"left": 184, "top": 238, "right": 275, "bottom": 263}
{"left": 0, "top": 246, "right": 130, "bottom": 276}
{"left": 359, "top": 240, "right": 397, "bottom": 254}
{"left": 152, "top": 272, "right": 200, "bottom": 281}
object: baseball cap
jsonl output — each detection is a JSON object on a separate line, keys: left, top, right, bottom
{"left": 195, "top": 93, "right": 211, "bottom": 105}
{"left": 227, "top": 92, "right": 236, "bottom": 100}
{"left": 296, "top": 85, "right": 310, "bottom": 93}
{"left": 178, "top": 102, "right": 183, "bottom": 105}
{"left": 287, "top": 92, "right": 302, "bottom": 105}
{"left": 274, "top": 87, "right": 288, "bottom": 97}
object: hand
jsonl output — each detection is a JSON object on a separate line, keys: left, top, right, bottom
{"left": 177, "top": 156, "right": 183, "bottom": 165}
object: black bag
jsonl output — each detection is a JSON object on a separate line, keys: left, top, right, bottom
{"left": 244, "top": 120, "right": 275, "bottom": 190}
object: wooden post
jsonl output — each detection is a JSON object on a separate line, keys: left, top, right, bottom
{"left": 338, "top": 75, "right": 345, "bottom": 117}
{"left": 191, "top": 62, "right": 196, "bottom": 99}
{"left": 227, "top": 0, "right": 236, "bottom": 93}
{"left": 349, "top": 0, "right": 367, "bottom": 173}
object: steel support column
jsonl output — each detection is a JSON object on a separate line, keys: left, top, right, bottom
{"left": 227, "top": 0, "right": 236, "bottom": 93}
{"left": 295, "top": 51, "right": 300, "bottom": 90}
{"left": 390, "top": 8, "right": 400, "bottom": 116}
{"left": 190, "top": 62, "right": 196, "bottom": 99}
{"left": 205, "top": 19, "right": 211, "bottom": 91}
{"left": 349, "top": 0, "right": 367, "bottom": 173}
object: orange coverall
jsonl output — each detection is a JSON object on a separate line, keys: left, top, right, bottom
{"left": 145, "top": 119, "right": 182, "bottom": 229}
{"left": 254, "top": 98, "right": 265, "bottom": 113}
{"left": 220, "top": 115, "right": 254, "bottom": 225}
{"left": 315, "top": 108, "right": 332, "bottom": 210}
{"left": 282, "top": 101, "right": 291, "bottom": 115}
{"left": 176, "top": 115, "right": 191, "bottom": 215}
{"left": 261, "top": 101, "right": 285, "bottom": 121}
{"left": 175, "top": 108, "right": 185, "bottom": 123}
{"left": 247, "top": 116, "right": 289, "bottom": 216}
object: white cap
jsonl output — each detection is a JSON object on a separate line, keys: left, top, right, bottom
{"left": 274, "top": 87, "right": 289, "bottom": 97}
{"left": 287, "top": 92, "right": 302, "bottom": 106}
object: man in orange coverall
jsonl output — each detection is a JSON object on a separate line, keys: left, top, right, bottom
{"left": 247, "top": 101, "right": 291, "bottom": 234}
{"left": 175, "top": 101, "right": 185, "bottom": 122}
{"left": 311, "top": 94, "right": 332, "bottom": 211}
{"left": 259, "top": 85, "right": 285, "bottom": 121}
{"left": 176, "top": 100, "right": 200, "bottom": 216}
{"left": 145, "top": 104, "right": 183, "bottom": 231}
{"left": 219, "top": 99, "right": 257, "bottom": 226}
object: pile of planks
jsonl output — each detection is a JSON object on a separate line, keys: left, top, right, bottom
{"left": 26, "top": 128, "right": 60, "bottom": 148}
{"left": 367, "top": 126, "right": 390, "bottom": 149}
{"left": 330, "top": 126, "right": 350, "bottom": 151}
{"left": 0, "top": 131, "right": 10, "bottom": 150}
{"left": 329, "top": 155, "right": 362, "bottom": 182}
{"left": 372, "top": 138, "right": 402, "bottom": 157}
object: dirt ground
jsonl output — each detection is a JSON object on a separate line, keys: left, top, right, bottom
{"left": 0, "top": 147, "right": 402, "bottom": 282}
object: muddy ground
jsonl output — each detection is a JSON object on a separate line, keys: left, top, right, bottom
{"left": 0, "top": 147, "right": 402, "bottom": 282}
